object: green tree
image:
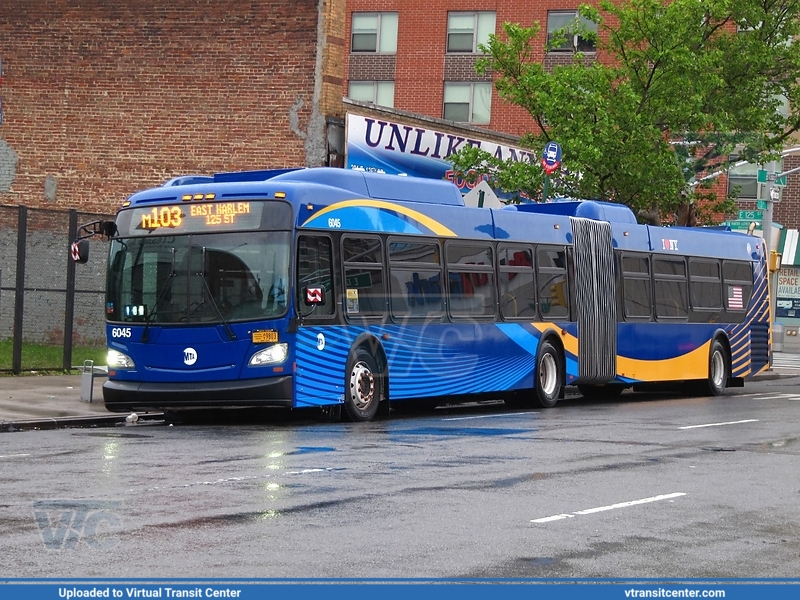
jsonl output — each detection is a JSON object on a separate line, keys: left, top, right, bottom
{"left": 449, "top": 0, "right": 800, "bottom": 224}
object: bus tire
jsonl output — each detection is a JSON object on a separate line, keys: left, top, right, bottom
{"left": 703, "top": 339, "right": 729, "bottom": 396}
{"left": 534, "top": 340, "right": 562, "bottom": 408}
{"left": 344, "top": 348, "right": 383, "bottom": 422}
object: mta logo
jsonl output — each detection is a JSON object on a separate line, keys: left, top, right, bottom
{"left": 33, "top": 500, "right": 122, "bottom": 549}
{"left": 183, "top": 347, "right": 198, "bottom": 365}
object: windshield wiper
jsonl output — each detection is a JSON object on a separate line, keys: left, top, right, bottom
{"left": 194, "top": 267, "right": 236, "bottom": 341}
{"left": 141, "top": 271, "right": 176, "bottom": 343}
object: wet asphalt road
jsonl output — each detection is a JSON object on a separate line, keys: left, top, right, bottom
{"left": 1, "top": 377, "right": 799, "bottom": 579}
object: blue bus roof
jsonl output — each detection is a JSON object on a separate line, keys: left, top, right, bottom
{"left": 130, "top": 167, "right": 464, "bottom": 207}
{"left": 122, "top": 167, "right": 763, "bottom": 262}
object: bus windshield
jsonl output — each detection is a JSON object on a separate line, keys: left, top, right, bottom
{"left": 106, "top": 232, "right": 291, "bottom": 324}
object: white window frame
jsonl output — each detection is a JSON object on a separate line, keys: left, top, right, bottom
{"left": 727, "top": 157, "right": 784, "bottom": 201}
{"left": 351, "top": 12, "right": 398, "bottom": 54}
{"left": 443, "top": 82, "right": 492, "bottom": 124}
{"left": 546, "top": 11, "right": 597, "bottom": 53}
{"left": 446, "top": 11, "right": 496, "bottom": 53}
{"left": 348, "top": 81, "right": 395, "bottom": 108}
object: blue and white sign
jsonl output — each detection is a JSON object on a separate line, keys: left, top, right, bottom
{"left": 346, "top": 113, "right": 535, "bottom": 194}
{"left": 541, "top": 141, "right": 562, "bottom": 174}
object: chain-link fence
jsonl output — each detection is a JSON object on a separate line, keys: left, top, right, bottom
{"left": 0, "top": 205, "right": 113, "bottom": 373}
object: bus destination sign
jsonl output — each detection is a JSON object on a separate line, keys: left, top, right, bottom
{"left": 139, "top": 202, "right": 253, "bottom": 230}
{"left": 116, "top": 201, "right": 266, "bottom": 236}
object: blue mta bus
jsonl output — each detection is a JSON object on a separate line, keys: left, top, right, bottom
{"left": 72, "top": 167, "right": 771, "bottom": 421}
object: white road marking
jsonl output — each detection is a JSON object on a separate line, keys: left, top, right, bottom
{"left": 0, "top": 454, "right": 31, "bottom": 459}
{"left": 443, "top": 412, "right": 536, "bottom": 421}
{"left": 679, "top": 419, "right": 759, "bottom": 430}
{"left": 745, "top": 393, "right": 798, "bottom": 400}
{"left": 531, "top": 492, "right": 686, "bottom": 523}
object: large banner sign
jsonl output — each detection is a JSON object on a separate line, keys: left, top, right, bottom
{"left": 346, "top": 113, "right": 535, "bottom": 193}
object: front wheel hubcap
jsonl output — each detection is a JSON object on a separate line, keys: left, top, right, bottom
{"left": 349, "top": 361, "right": 375, "bottom": 410}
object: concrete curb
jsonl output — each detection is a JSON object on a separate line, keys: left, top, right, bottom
{"left": 0, "top": 412, "right": 164, "bottom": 433}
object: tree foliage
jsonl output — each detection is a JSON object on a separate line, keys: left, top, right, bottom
{"left": 448, "top": 0, "right": 800, "bottom": 224}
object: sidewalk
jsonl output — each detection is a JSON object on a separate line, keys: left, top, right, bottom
{"left": 0, "top": 372, "right": 161, "bottom": 431}
{"left": 1, "top": 362, "right": 796, "bottom": 432}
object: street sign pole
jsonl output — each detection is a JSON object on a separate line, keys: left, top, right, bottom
{"left": 760, "top": 161, "right": 777, "bottom": 366}
{"left": 761, "top": 162, "right": 774, "bottom": 257}
{"left": 540, "top": 141, "right": 562, "bottom": 203}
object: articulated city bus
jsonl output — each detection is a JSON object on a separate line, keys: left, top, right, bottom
{"left": 73, "top": 167, "right": 771, "bottom": 421}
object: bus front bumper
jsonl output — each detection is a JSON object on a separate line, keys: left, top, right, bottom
{"left": 102, "top": 376, "right": 293, "bottom": 413}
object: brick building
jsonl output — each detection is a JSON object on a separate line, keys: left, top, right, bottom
{"left": 0, "top": 0, "right": 348, "bottom": 214}
{"left": 343, "top": 0, "right": 800, "bottom": 232}
{"left": 1, "top": 0, "right": 796, "bottom": 225}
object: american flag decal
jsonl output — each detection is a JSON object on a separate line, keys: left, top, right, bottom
{"left": 727, "top": 285, "right": 743, "bottom": 310}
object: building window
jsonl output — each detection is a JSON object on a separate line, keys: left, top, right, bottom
{"left": 348, "top": 81, "right": 395, "bottom": 108}
{"left": 546, "top": 11, "right": 597, "bottom": 52}
{"left": 446, "top": 11, "right": 496, "bottom": 53}
{"left": 727, "top": 157, "right": 783, "bottom": 201}
{"left": 443, "top": 82, "right": 492, "bottom": 124}
{"left": 351, "top": 12, "right": 398, "bottom": 53}
{"left": 727, "top": 159, "right": 758, "bottom": 199}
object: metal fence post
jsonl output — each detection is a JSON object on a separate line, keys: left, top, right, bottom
{"left": 63, "top": 209, "right": 78, "bottom": 370}
{"left": 12, "top": 205, "right": 27, "bottom": 374}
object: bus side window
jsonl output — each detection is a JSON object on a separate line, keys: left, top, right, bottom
{"left": 498, "top": 244, "right": 535, "bottom": 320}
{"left": 653, "top": 257, "right": 688, "bottom": 320}
{"left": 537, "top": 245, "right": 569, "bottom": 320}
{"left": 297, "top": 235, "right": 335, "bottom": 316}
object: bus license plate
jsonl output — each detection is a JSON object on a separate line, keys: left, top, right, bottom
{"left": 252, "top": 330, "right": 278, "bottom": 343}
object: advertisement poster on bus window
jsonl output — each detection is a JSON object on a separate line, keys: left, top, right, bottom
{"left": 345, "top": 113, "right": 535, "bottom": 194}
{"left": 776, "top": 266, "right": 800, "bottom": 318}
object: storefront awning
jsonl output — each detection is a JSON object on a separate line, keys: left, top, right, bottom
{"left": 778, "top": 229, "right": 800, "bottom": 266}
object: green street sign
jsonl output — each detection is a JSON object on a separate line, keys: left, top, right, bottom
{"left": 738, "top": 209, "right": 763, "bottom": 220}
{"left": 755, "top": 169, "right": 786, "bottom": 186}
{"left": 757, "top": 200, "right": 769, "bottom": 210}
{"left": 723, "top": 219, "right": 760, "bottom": 231}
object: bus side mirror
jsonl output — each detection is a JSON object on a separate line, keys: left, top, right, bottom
{"left": 303, "top": 286, "right": 326, "bottom": 306}
{"left": 70, "top": 239, "right": 90, "bottom": 263}
{"left": 99, "top": 220, "right": 118, "bottom": 238}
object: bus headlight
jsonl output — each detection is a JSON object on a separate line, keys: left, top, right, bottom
{"left": 249, "top": 343, "right": 288, "bottom": 366}
{"left": 107, "top": 349, "right": 135, "bottom": 369}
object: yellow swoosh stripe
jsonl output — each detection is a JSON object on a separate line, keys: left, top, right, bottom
{"left": 531, "top": 323, "right": 714, "bottom": 381}
{"left": 302, "top": 199, "right": 457, "bottom": 237}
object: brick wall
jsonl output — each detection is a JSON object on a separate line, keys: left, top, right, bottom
{"left": 344, "top": 1, "right": 800, "bottom": 230}
{"left": 345, "top": 0, "right": 585, "bottom": 138}
{"left": 774, "top": 154, "right": 800, "bottom": 228}
{"left": 0, "top": 0, "right": 345, "bottom": 215}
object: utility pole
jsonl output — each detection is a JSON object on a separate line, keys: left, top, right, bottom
{"left": 760, "top": 161, "right": 777, "bottom": 256}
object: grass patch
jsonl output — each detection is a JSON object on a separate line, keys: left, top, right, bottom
{"left": 0, "top": 339, "right": 106, "bottom": 374}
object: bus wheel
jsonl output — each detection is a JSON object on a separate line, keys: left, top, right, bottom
{"left": 703, "top": 339, "right": 729, "bottom": 396}
{"left": 534, "top": 340, "right": 562, "bottom": 408}
{"left": 344, "top": 348, "right": 383, "bottom": 422}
